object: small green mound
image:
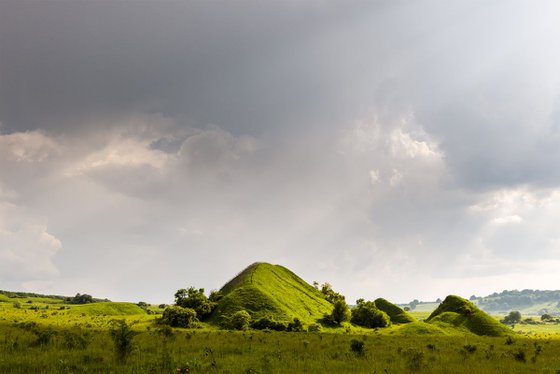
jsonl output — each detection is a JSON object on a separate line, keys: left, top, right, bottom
{"left": 67, "top": 302, "right": 146, "bottom": 316}
{"left": 212, "top": 262, "right": 332, "bottom": 324}
{"left": 426, "top": 295, "right": 511, "bottom": 336}
{"left": 374, "top": 298, "right": 415, "bottom": 324}
{"left": 388, "top": 321, "right": 449, "bottom": 336}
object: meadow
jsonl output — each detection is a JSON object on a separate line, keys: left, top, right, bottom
{"left": 2, "top": 293, "right": 560, "bottom": 373}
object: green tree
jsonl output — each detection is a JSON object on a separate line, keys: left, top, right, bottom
{"left": 320, "top": 282, "right": 345, "bottom": 304}
{"left": 501, "top": 311, "right": 522, "bottom": 326}
{"left": 351, "top": 299, "right": 390, "bottom": 328}
{"left": 329, "top": 299, "right": 350, "bottom": 325}
{"left": 161, "top": 306, "right": 198, "bottom": 328}
{"left": 174, "top": 287, "right": 217, "bottom": 320}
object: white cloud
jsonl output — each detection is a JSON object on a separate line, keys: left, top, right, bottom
{"left": 0, "top": 203, "right": 61, "bottom": 281}
{"left": 0, "top": 130, "right": 57, "bottom": 162}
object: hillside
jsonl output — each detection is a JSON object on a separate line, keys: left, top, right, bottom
{"left": 212, "top": 262, "right": 333, "bottom": 323}
{"left": 375, "top": 298, "right": 415, "bottom": 324}
{"left": 427, "top": 295, "right": 511, "bottom": 336}
{"left": 474, "top": 289, "right": 560, "bottom": 315}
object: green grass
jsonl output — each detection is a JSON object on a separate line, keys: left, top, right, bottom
{"left": 427, "top": 295, "right": 512, "bottom": 337}
{"left": 67, "top": 302, "right": 147, "bottom": 316}
{"left": 212, "top": 262, "right": 333, "bottom": 323}
{"left": 375, "top": 298, "right": 416, "bottom": 324}
{"left": 2, "top": 290, "right": 560, "bottom": 372}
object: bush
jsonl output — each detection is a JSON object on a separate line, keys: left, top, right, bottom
{"left": 228, "top": 310, "right": 251, "bottom": 331}
{"left": 110, "top": 320, "right": 137, "bottom": 363}
{"left": 250, "top": 317, "right": 287, "bottom": 331}
{"left": 351, "top": 299, "right": 390, "bottom": 328}
{"left": 287, "top": 318, "right": 304, "bottom": 332}
{"left": 161, "top": 306, "right": 198, "bottom": 328}
{"left": 174, "top": 288, "right": 217, "bottom": 320}
{"left": 307, "top": 323, "right": 321, "bottom": 332}
{"left": 350, "top": 339, "right": 365, "bottom": 356}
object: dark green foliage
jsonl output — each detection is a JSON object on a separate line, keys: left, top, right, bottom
{"left": 374, "top": 298, "right": 415, "bottom": 324}
{"left": 501, "top": 311, "right": 521, "bottom": 325}
{"left": 307, "top": 323, "right": 321, "bottom": 332}
{"left": 287, "top": 318, "right": 304, "bottom": 332}
{"left": 350, "top": 339, "right": 365, "bottom": 356}
{"left": 327, "top": 299, "right": 350, "bottom": 325}
{"left": 227, "top": 310, "right": 251, "bottom": 331}
{"left": 161, "top": 306, "right": 198, "bottom": 328}
{"left": 350, "top": 299, "right": 390, "bottom": 328}
{"left": 427, "top": 295, "right": 512, "bottom": 336}
{"left": 175, "top": 288, "right": 217, "bottom": 320}
{"left": 250, "top": 317, "right": 287, "bottom": 331}
{"left": 109, "top": 320, "right": 136, "bottom": 363}
{"left": 541, "top": 313, "right": 553, "bottom": 322}
{"left": 69, "top": 293, "right": 94, "bottom": 304}
{"left": 31, "top": 327, "right": 56, "bottom": 347}
{"left": 513, "top": 349, "right": 526, "bottom": 362}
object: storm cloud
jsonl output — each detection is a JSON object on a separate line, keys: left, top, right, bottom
{"left": 2, "top": 0, "right": 560, "bottom": 303}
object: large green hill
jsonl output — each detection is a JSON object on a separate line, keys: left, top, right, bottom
{"left": 211, "top": 262, "right": 333, "bottom": 323}
{"left": 427, "top": 295, "right": 511, "bottom": 336}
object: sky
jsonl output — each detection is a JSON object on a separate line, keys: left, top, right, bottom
{"left": 2, "top": 1, "right": 560, "bottom": 304}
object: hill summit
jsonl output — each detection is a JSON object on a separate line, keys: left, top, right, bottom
{"left": 211, "top": 262, "right": 333, "bottom": 323}
{"left": 426, "top": 295, "right": 511, "bottom": 336}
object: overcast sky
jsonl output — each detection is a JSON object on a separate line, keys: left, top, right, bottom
{"left": 2, "top": 1, "right": 560, "bottom": 304}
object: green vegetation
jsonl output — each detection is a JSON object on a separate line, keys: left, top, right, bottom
{"left": 427, "top": 295, "right": 512, "bottom": 337}
{"left": 375, "top": 298, "right": 416, "bottom": 324}
{"left": 211, "top": 262, "right": 333, "bottom": 324}
{"left": 3, "top": 263, "right": 560, "bottom": 372}
{"left": 475, "top": 289, "right": 560, "bottom": 315}
{"left": 351, "top": 299, "right": 390, "bottom": 328}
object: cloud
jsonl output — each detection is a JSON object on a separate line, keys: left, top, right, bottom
{"left": 0, "top": 202, "right": 61, "bottom": 281}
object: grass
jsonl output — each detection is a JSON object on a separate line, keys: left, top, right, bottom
{"left": 2, "top": 291, "right": 560, "bottom": 372}
{"left": 212, "top": 262, "right": 333, "bottom": 323}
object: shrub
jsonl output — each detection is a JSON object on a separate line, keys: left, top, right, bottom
{"left": 12, "top": 302, "right": 21, "bottom": 309}
{"left": 174, "top": 287, "right": 217, "bottom": 321}
{"left": 307, "top": 323, "right": 321, "bottom": 332}
{"left": 228, "top": 310, "right": 251, "bottom": 331}
{"left": 287, "top": 318, "right": 304, "bottom": 332}
{"left": 350, "top": 339, "right": 365, "bottom": 356}
{"left": 351, "top": 299, "right": 390, "bottom": 328}
{"left": 109, "top": 320, "right": 136, "bottom": 363}
{"left": 250, "top": 317, "right": 287, "bottom": 331}
{"left": 161, "top": 306, "right": 198, "bottom": 328}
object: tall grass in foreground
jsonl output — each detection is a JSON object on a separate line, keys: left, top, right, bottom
{"left": 2, "top": 323, "right": 560, "bottom": 373}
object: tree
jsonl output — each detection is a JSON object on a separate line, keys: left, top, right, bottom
{"left": 350, "top": 299, "right": 390, "bottom": 328}
{"left": 174, "top": 287, "right": 217, "bottom": 320}
{"left": 435, "top": 298, "right": 442, "bottom": 304}
{"left": 328, "top": 299, "right": 350, "bottom": 325}
{"left": 320, "top": 283, "right": 345, "bottom": 304}
{"left": 501, "top": 311, "right": 522, "bottom": 326}
{"left": 161, "top": 306, "right": 198, "bottom": 328}
{"left": 541, "top": 313, "right": 553, "bottom": 322}
{"left": 69, "top": 293, "right": 94, "bottom": 304}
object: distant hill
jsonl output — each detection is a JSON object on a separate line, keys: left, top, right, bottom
{"left": 473, "top": 290, "right": 560, "bottom": 315}
{"left": 211, "top": 262, "right": 333, "bottom": 323}
{"left": 427, "top": 295, "right": 511, "bottom": 336}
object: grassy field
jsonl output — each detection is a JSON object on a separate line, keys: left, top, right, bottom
{"left": 2, "top": 293, "right": 560, "bottom": 373}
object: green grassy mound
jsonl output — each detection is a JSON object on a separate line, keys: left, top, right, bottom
{"left": 386, "top": 321, "right": 449, "bottom": 336}
{"left": 375, "top": 298, "right": 415, "bottom": 324}
{"left": 426, "top": 295, "right": 511, "bottom": 336}
{"left": 212, "top": 262, "right": 333, "bottom": 323}
{"left": 67, "top": 302, "right": 146, "bottom": 316}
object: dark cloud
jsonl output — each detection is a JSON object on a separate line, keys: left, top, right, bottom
{"left": 2, "top": 1, "right": 560, "bottom": 303}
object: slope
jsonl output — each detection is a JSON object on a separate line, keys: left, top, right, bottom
{"left": 375, "top": 298, "right": 415, "bottom": 324}
{"left": 426, "top": 295, "right": 511, "bottom": 336}
{"left": 212, "top": 262, "right": 333, "bottom": 323}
